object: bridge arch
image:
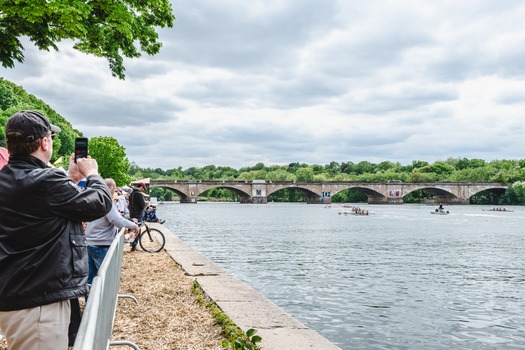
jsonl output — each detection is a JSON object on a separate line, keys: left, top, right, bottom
{"left": 468, "top": 187, "right": 507, "bottom": 203}
{"left": 150, "top": 185, "right": 252, "bottom": 202}
{"left": 150, "top": 185, "right": 190, "bottom": 202}
{"left": 266, "top": 184, "right": 322, "bottom": 203}
{"left": 196, "top": 185, "right": 252, "bottom": 202}
{"left": 331, "top": 186, "right": 388, "bottom": 204}
{"left": 403, "top": 185, "right": 459, "bottom": 203}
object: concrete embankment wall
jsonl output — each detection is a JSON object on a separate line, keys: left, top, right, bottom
{"left": 156, "top": 224, "right": 342, "bottom": 350}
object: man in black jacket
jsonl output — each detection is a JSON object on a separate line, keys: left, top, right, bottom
{"left": 128, "top": 182, "right": 147, "bottom": 251}
{"left": 0, "top": 111, "right": 113, "bottom": 349}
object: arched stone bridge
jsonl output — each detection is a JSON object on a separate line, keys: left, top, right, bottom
{"left": 149, "top": 180, "right": 507, "bottom": 204}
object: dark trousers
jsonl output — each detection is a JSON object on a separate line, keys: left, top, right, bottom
{"left": 68, "top": 298, "right": 82, "bottom": 346}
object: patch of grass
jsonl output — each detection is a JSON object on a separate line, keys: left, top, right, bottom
{"left": 191, "top": 280, "right": 261, "bottom": 349}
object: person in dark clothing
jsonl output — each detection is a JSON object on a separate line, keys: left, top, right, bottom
{"left": 145, "top": 205, "right": 165, "bottom": 224}
{"left": 0, "top": 110, "right": 113, "bottom": 350}
{"left": 128, "top": 182, "right": 147, "bottom": 251}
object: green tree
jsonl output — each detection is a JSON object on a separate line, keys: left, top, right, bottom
{"left": 331, "top": 189, "right": 368, "bottom": 203}
{"left": 411, "top": 160, "right": 430, "bottom": 169}
{"left": 0, "top": 0, "right": 175, "bottom": 79}
{"left": 376, "top": 161, "right": 397, "bottom": 172}
{"left": 1, "top": 78, "right": 82, "bottom": 159}
{"left": 149, "top": 187, "right": 175, "bottom": 201}
{"left": 354, "top": 161, "right": 374, "bottom": 175}
{"left": 149, "top": 187, "right": 164, "bottom": 199}
{"left": 163, "top": 190, "right": 173, "bottom": 201}
{"left": 237, "top": 170, "right": 267, "bottom": 181}
{"left": 324, "top": 161, "right": 340, "bottom": 175}
{"left": 409, "top": 171, "right": 436, "bottom": 182}
{"left": 266, "top": 169, "right": 294, "bottom": 181}
{"left": 89, "top": 136, "right": 130, "bottom": 186}
{"left": 418, "top": 161, "right": 455, "bottom": 177}
{"left": 295, "top": 167, "right": 315, "bottom": 181}
{"left": 501, "top": 182, "right": 525, "bottom": 205}
{"left": 0, "top": 79, "right": 17, "bottom": 110}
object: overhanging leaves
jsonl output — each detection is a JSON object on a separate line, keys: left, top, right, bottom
{"left": 0, "top": 0, "right": 175, "bottom": 79}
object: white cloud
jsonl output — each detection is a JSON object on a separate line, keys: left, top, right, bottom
{"left": 2, "top": 0, "right": 525, "bottom": 169}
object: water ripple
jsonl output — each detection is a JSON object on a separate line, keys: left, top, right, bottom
{"left": 160, "top": 203, "right": 525, "bottom": 350}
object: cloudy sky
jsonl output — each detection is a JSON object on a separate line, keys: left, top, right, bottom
{"left": 2, "top": 0, "right": 525, "bottom": 169}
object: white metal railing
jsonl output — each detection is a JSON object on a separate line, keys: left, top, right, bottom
{"left": 73, "top": 230, "right": 139, "bottom": 350}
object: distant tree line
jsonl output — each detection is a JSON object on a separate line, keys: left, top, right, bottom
{"left": 130, "top": 160, "right": 525, "bottom": 205}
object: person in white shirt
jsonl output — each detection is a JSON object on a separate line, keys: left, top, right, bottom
{"left": 116, "top": 188, "right": 130, "bottom": 218}
{"left": 85, "top": 179, "right": 138, "bottom": 286}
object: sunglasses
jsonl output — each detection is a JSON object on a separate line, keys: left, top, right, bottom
{"left": 50, "top": 132, "right": 56, "bottom": 140}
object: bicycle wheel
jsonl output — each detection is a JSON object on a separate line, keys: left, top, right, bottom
{"left": 139, "top": 227, "right": 166, "bottom": 253}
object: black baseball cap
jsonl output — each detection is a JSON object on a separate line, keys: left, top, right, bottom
{"left": 5, "top": 110, "right": 61, "bottom": 142}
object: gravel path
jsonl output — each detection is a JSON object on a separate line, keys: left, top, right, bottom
{"left": 111, "top": 246, "right": 225, "bottom": 350}
{"left": 1, "top": 247, "right": 225, "bottom": 350}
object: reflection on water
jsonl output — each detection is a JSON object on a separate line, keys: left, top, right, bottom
{"left": 159, "top": 203, "right": 525, "bottom": 350}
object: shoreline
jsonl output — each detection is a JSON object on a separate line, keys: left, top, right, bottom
{"left": 155, "top": 223, "right": 341, "bottom": 350}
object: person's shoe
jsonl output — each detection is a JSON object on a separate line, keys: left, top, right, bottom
{"left": 159, "top": 219, "right": 165, "bottom": 224}
{"left": 130, "top": 244, "right": 137, "bottom": 252}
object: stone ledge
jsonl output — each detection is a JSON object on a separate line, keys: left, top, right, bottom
{"left": 154, "top": 223, "right": 342, "bottom": 350}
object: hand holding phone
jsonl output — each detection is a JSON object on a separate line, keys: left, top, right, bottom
{"left": 74, "top": 137, "right": 88, "bottom": 163}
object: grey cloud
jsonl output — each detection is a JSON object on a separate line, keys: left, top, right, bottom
{"left": 159, "top": 0, "right": 338, "bottom": 71}
{"left": 177, "top": 73, "right": 346, "bottom": 110}
{"left": 495, "top": 91, "right": 525, "bottom": 105}
{"left": 490, "top": 47, "right": 525, "bottom": 77}
{"left": 267, "top": 75, "right": 347, "bottom": 109}
{"left": 118, "top": 59, "right": 173, "bottom": 80}
{"left": 57, "top": 93, "right": 182, "bottom": 127}
{"left": 193, "top": 123, "right": 312, "bottom": 150}
{"left": 338, "top": 86, "right": 458, "bottom": 115}
{"left": 425, "top": 50, "right": 525, "bottom": 82}
{"left": 176, "top": 78, "right": 255, "bottom": 108}
{"left": 317, "top": 33, "right": 429, "bottom": 79}
{"left": 367, "top": 89, "right": 457, "bottom": 114}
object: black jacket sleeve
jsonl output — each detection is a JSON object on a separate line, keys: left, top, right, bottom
{"left": 47, "top": 171, "right": 113, "bottom": 222}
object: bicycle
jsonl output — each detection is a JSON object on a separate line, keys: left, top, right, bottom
{"left": 135, "top": 221, "right": 166, "bottom": 253}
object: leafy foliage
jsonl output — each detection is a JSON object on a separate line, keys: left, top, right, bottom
{"left": 221, "top": 328, "right": 262, "bottom": 350}
{"left": 191, "top": 281, "right": 262, "bottom": 350}
{"left": 0, "top": 78, "right": 82, "bottom": 161}
{"left": 89, "top": 136, "right": 131, "bottom": 186}
{"left": 0, "top": 0, "right": 175, "bottom": 79}
{"left": 1, "top": 78, "right": 131, "bottom": 184}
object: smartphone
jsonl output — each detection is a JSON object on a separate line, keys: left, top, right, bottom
{"left": 74, "top": 137, "right": 89, "bottom": 162}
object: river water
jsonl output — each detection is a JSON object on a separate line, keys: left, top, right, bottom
{"left": 158, "top": 202, "right": 525, "bottom": 350}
